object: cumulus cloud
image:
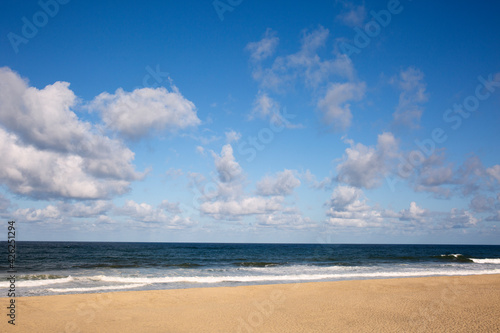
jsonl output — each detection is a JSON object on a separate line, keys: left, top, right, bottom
{"left": 116, "top": 200, "right": 194, "bottom": 229}
{"left": 198, "top": 146, "right": 313, "bottom": 228}
{"left": 256, "top": 208, "right": 316, "bottom": 229}
{"left": 336, "top": 132, "right": 398, "bottom": 188}
{"left": 325, "top": 185, "right": 384, "bottom": 227}
{"left": 444, "top": 209, "right": 478, "bottom": 228}
{"left": 469, "top": 195, "right": 495, "bottom": 213}
{"left": 317, "top": 81, "right": 365, "bottom": 130}
{"left": 0, "top": 67, "right": 142, "bottom": 199}
{"left": 413, "top": 154, "right": 490, "bottom": 198}
{"left": 200, "top": 144, "right": 287, "bottom": 220}
{"left": 91, "top": 86, "right": 200, "bottom": 140}
{"left": 0, "top": 71, "right": 81, "bottom": 152}
{"left": 14, "top": 205, "right": 62, "bottom": 222}
{"left": 398, "top": 202, "right": 428, "bottom": 223}
{"left": 58, "top": 200, "right": 112, "bottom": 218}
{"left": 212, "top": 144, "right": 243, "bottom": 184}
{"left": 200, "top": 197, "right": 283, "bottom": 219}
{"left": 247, "top": 27, "right": 361, "bottom": 130}
{"left": 12, "top": 200, "right": 114, "bottom": 228}
{"left": 248, "top": 27, "right": 356, "bottom": 91}
{"left": 392, "top": 67, "right": 428, "bottom": 128}
{"left": 325, "top": 187, "right": 477, "bottom": 232}
{"left": 256, "top": 169, "right": 301, "bottom": 196}
{"left": 288, "top": 27, "right": 356, "bottom": 87}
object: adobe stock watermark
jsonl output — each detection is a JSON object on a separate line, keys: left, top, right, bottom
{"left": 64, "top": 293, "right": 113, "bottom": 333}
{"left": 212, "top": 0, "right": 243, "bottom": 21}
{"left": 235, "top": 234, "right": 334, "bottom": 332}
{"left": 235, "top": 284, "right": 299, "bottom": 333}
{"left": 408, "top": 277, "right": 467, "bottom": 332}
{"left": 141, "top": 65, "right": 169, "bottom": 89}
{"left": 7, "top": 0, "right": 71, "bottom": 54}
{"left": 338, "top": 0, "right": 410, "bottom": 57}
{"left": 386, "top": 73, "right": 500, "bottom": 191}
{"left": 237, "top": 107, "right": 296, "bottom": 162}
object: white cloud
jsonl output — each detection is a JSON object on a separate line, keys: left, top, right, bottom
{"left": 248, "top": 27, "right": 356, "bottom": 91}
{"left": 200, "top": 144, "right": 247, "bottom": 212}
{"left": 159, "top": 200, "right": 182, "bottom": 214}
{"left": 0, "top": 194, "right": 11, "bottom": 212}
{"left": 327, "top": 185, "right": 369, "bottom": 211}
{"left": 256, "top": 169, "right": 301, "bottom": 196}
{"left": 250, "top": 92, "right": 279, "bottom": 120}
{"left": 288, "top": 27, "right": 356, "bottom": 87}
{"left": 0, "top": 122, "right": 135, "bottom": 199}
{"left": 399, "top": 202, "right": 428, "bottom": 223}
{"left": 486, "top": 211, "right": 500, "bottom": 222}
{"left": 116, "top": 200, "right": 194, "bottom": 229}
{"left": 200, "top": 144, "right": 288, "bottom": 220}
{"left": 303, "top": 169, "right": 332, "bottom": 190}
{"left": 196, "top": 146, "right": 205, "bottom": 155}
{"left": 165, "top": 168, "right": 184, "bottom": 179}
{"left": 256, "top": 208, "right": 316, "bottom": 229}
{"left": 486, "top": 165, "right": 500, "bottom": 182}
{"left": 336, "top": 132, "right": 398, "bottom": 188}
{"left": 318, "top": 81, "right": 365, "bottom": 130}
{"left": 0, "top": 67, "right": 86, "bottom": 153}
{"left": 445, "top": 209, "right": 478, "bottom": 228}
{"left": 247, "top": 27, "right": 361, "bottom": 131}
{"left": 0, "top": 68, "right": 142, "bottom": 200}
{"left": 14, "top": 205, "right": 61, "bottom": 222}
{"left": 413, "top": 154, "right": 490, "bottom": 198}
{"left": 200, "top": 196, "right": 283, "bottom": 219}
{"left": 225, "top": 130, "right": 241, "bottom": 143}
{"left": 336, "top": 5, "right": 366, "bottom": 27}
{"left": 418, "top": 165, "right": 454, "bottom": 187}
{"left": 91, "top": 86, "right": 200, "bottom": 140}
{"left": 469, "top": 195, "right": 496, "bottom": 213}
{"left": 392, "top": 67, "right": 428, "bottom": 128}
{"left": 469, "top": 194, "right": 500, "bottom": 222}
{"left": 325, "top": 185, "right": 383, "bottom": 227}
{"left": 58, "top": 200, "right": 112, "bottom": 218}
{"left": 246, "top": 28, "right": 279, "bottom": 62}
{"left": 212, "top": 144, "right": 243, "bottom": 184}
{"left": 249, "top": 93, "right": 300, "bottom": 129}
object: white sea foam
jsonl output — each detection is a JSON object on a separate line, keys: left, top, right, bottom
{"left": 5, "top": 264, "right": 500, "bottom": 297}
{"left": 47, "top": 283, "right": 148, "bottom": 293}
{"left": 0, "top": 276, "right": 73, "bottom": 288}
{"left": 441, "top": 254, "right": 464, "bottom": 258}
{"left": 471, "top": 258, "right": 500, "bottom": 264}
{"left": 84, "top": 268, "right": 500, "bottom": 284}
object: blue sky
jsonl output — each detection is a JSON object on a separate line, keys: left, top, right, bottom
{"left": 0, "top": 0, "right": 499, "bottom": 244}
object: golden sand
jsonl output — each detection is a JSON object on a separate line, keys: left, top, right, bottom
{"left": 2, "top": 274, "right": 499, "bottom": 332}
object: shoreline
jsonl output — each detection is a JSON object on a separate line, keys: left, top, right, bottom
{"left": 2, "top": 274, "right": 500, "bottom": 332}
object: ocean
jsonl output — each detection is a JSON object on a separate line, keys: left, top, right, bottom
{"left": 1, "top": 242, "right": 500, "bottom": 297}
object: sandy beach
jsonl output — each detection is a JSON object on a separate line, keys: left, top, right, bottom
{"left": 2, "top": 274, "right": 499, "bottom": 332}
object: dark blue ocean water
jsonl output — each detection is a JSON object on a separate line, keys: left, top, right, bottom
{"left": 1, "top": 242, "right": 500, "bottom": 296}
